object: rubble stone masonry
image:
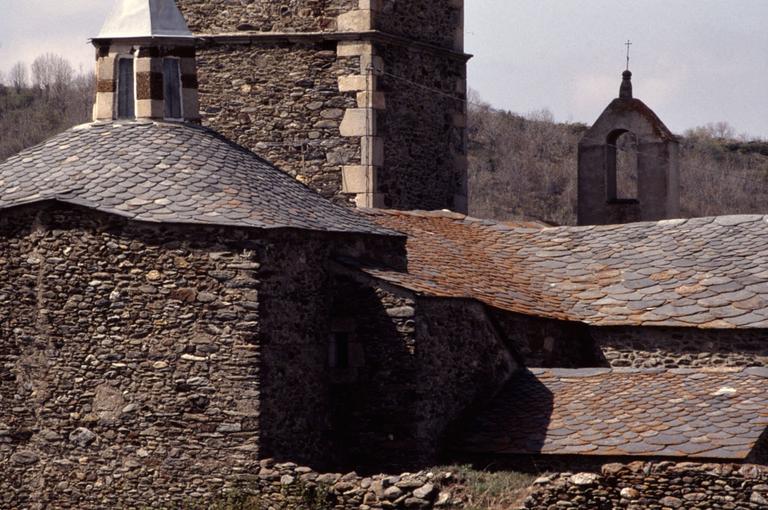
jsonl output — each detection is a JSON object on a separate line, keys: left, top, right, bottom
{"left": 1, "top": 206, "right": 258, "bottom": 508}
{"left": 491, "top": 310, "right": 768, "bottom": 369}
{"left": 329, "top": 274, "right": 516, "bottom": 472}
{"left": 177, "top": 0, "right": 469, "bottom": 211}
{"left": 0, "top": 203, "right": 397, "bottom": 508}
{"left": 375, "top": 42, "right": 467, "bottom": 211}
{"left": 179, "top": 0, "right": 359, "bottom": 34}
{"left": 594, "top": 326, "right": 768, "bottom": 368}
{"left": 194, "top": 41, "right": 362, "bottom": 204}
{"left": 524, "top": 462, "right": 768, "bottom": 510}
{"left": 377, "top": 0, "right": 464, "bottom": 50}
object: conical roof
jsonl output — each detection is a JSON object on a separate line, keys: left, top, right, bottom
{"left": 0, "top": 121, "right": 396, "bottom": 236}
{"left": 96, "top": 0, "right": 193, "bottom": 39}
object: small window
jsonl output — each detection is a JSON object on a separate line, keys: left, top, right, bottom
{"left": 329, "top": 332, "right": 350, "bottom": 369}
{"left": 117, "top": 58, "right": 135, "bottom": 119}
{"left": 163, "top": 58, "right": 182, "bottom": 119}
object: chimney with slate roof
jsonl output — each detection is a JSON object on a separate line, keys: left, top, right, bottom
{"left": 92, "top": 0, "right": 200, "bottom": 123}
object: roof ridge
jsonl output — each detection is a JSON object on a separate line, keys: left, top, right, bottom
{"left": 528, "top": 367, "right": 768, "bottom": 377}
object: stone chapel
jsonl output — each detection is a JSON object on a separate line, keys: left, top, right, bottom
{"left": 1, "top": 1, "right": 768, "bottom": 508}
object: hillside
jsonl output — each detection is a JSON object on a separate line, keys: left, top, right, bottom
{"left": 0, "top": 58, "right": 94, "bottom": 162}
{"left": 2, "top": 68, "right": 767, "bottom": 227}
{"left": 468, "top": 101, "right": 768, "bottom": 225}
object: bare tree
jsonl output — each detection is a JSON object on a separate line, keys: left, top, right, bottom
{"left": 8, "top": 62, "right": 28, "bottom": 92}
{"left": 468, "top": 91, "right": 768, "bottom": 225}
{"left": 70, "top": 71, "right": 97, "bottom": 122}
{"left": 685, "top": 122, "right": 736, "bottom": 141}
{"left": 31, "top": 53, "right": 74, "bottom": 102}
{"left": 1, "top": 55, "right": 95, "bottom": 161}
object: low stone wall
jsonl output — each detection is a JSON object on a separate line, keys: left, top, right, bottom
{"left": 523, "top": 462, "right": 768, "bottom": 509}
{"left": 233, "top": 459, "right": 461, "bottom": 509}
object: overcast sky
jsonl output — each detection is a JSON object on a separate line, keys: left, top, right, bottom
{"left": 1, "top": 0, "right": 766, "bottom": 138}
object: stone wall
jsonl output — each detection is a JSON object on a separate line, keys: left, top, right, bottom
{"left": 377, "top": 0, "right": 463, "bottom": 50}
{"left": 177, "top": 0, "right": 469, "bottom": 211}
{"left": 195, "top": 41, "right": 362, "bottom": 204}
{"left": 594, "top": 326, "right": 768, "bottom": 368}
{"left": 491, "top": 308, "right": 768, "bottom": 369}
{"left": 216, "top": 459, "right": 463, "bottom": 509}
{"left": 328, "top": 273, "right": 418, "bottom": 471}
{"left": 523, "top": 462, "right": 768, "bottom": 509}
{"left": 178, "top": 0, "right": 358, "bottom": 33}
{"left": 375, "top": 42, "right": 468, "bottom": 211}
{"left": 330, "top": 274, "right": 515, "bottom": 472}
{"left": 414, "top": 298, "right": 516, "bottom": 461}
{"left": 0, "top": 203, "right": 402, "bottom": 508}
{"left": 491, "top": 311, "right": 604, "bottom": 368}
{"left": 1, "top": 205, "right": 261, "bottom": 508}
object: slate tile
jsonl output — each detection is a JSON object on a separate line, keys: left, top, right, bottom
{"left": 0, "top": 121, "right": 394, "bottom": 237}
{"left": 458, "top": 368, "right": 768, "bottom": 461}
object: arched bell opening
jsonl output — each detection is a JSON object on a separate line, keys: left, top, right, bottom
{"left": 606, "top": 129, "right": 639, "bottom": 203}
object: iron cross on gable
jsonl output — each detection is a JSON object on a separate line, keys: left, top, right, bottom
{"left": 625, "top": 40, "right": 633, "bottom": 70}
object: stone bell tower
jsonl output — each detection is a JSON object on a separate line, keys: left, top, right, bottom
{"left": 175, "top": 0, "right": 469, "bottom": 212}
{"left": 92, "top": 0, "right": 200, "bottom": 123}
{"left": 577, "top": 70, "right": 680, "bottom": 225}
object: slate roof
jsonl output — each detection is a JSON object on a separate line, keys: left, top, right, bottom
{"left": 0, "top": 121, "right": 393, "bottom": 235}
{"left": 361, "top": 209, "right": 768, "bottom": 328}
{"left": 460, "top": 367, "right": 768, "bottom": 460}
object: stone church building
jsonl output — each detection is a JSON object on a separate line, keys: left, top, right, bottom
{"left": 1, "top": 1, "right": 768, "bottom": 508}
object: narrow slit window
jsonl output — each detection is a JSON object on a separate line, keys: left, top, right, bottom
{"left": 117, "top": 58, "right": 135, "bottom": 119}
{"left": 163, "top": 58, "right": 182, "bottom": 119}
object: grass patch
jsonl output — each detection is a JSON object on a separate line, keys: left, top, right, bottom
{"left": 206, "top": 481, "right": 335, "bottom": 510}
{"left": 435, "top": 465, "right": 539, "bottom": 510}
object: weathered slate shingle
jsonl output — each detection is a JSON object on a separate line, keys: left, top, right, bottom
{"left": 361, "top": 209, "right": 768, "bottom": 328}
{"left": 461, "top": 367, "right": 768, "bottom": 460}
{"left": 0, "top": 121, "right": 394, "bottom": 235}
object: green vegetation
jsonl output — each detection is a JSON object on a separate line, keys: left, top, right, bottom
{"left": 207, "top": 481, "right": 334, "bottom": 510}
{"left": 437, "top": 465, "right": 538, "bottom": 510}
